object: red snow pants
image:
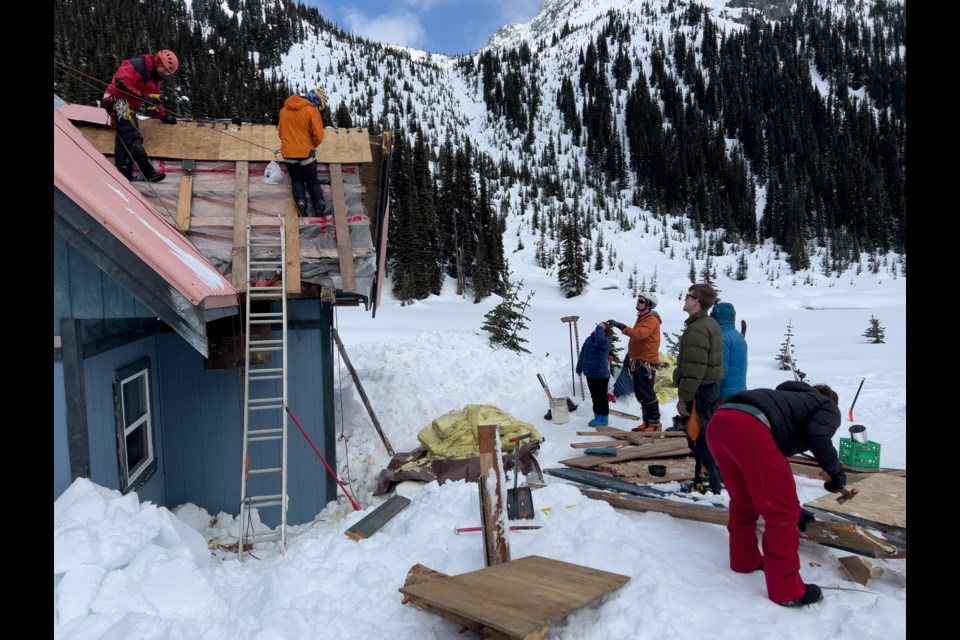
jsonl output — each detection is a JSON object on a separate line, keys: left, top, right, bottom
{"left": 706, "top": 409, "right": 805, "bottom": 603}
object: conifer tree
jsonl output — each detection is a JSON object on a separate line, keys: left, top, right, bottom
{"left": 775, "top": 320, "right": 806, "bottom": 380}
{"left": 480, "top": 280, "right": 534, "bottom": 353}
{"left": 557, "top": 211, "right": 588, "bottom": 297}
{"left": 862, "top": 315, "right": 886, "bottom": 344}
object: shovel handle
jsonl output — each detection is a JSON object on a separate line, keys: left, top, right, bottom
{"left": 537, "top": 374, "right": 556, "bottom": 402}
{"left": 509, "top": 433, "right": 532, "bottom": 443}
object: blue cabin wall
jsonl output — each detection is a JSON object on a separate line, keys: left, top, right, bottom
{"left": 157, "top": 298, "right": 334, "bottom": 527}
{"left": 55, "top": 228, "right": 337, "bottom": 527}
{"left": 54, "top": 356, "right": 72, "bottom": 499}
{"left": 82, "top": 335, "right": 167, "bottom": 507}
{"left": 54, "top": 232, "right": 156, "bottom": 333}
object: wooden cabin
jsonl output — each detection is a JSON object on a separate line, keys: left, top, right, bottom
{"left": 53, "top": 96, "right": 392, "bottom": 527}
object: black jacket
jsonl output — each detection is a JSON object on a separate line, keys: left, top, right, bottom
{"left": 724, "top": 381, "right": 843, "bottom": 480}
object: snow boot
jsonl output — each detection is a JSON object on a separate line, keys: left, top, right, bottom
{"left": 295, "top": 199, "right": 309, "bottom": 217}
{"left": 588, "top": 414, "right": 609, "bottom": 427}
{"left": 777, "top": 584, "right": 823, "bottom": 607}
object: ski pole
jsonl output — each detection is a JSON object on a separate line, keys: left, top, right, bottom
{"left": 848, "top": 377, "right": 866, "bottom": 422}
{"left": 455, "top": 525, "right": 542, "bottom": 534}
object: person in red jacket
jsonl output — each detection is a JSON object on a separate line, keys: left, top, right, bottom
{"left": 278, "top": 89, "right": 328, "bottom": 217}
{"left": 606, "top": 292, "right": 663, "bottom": 431}
{"left": 102, "top": 50, "right": 179, "bottom": 182}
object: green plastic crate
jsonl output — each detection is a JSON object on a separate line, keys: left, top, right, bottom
{"left": 838, "top": 437, "right": 881, "bottom": 469}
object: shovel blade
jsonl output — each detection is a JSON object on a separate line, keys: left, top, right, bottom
{"left": 507, "top": 487, "right": 535, "bottom": 520}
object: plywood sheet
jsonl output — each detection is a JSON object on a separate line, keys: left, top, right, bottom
{"left": 399, "top": 555, "right": 629, "bottom": 639}
{"left": 76, "top": 121, "right": 373, "bottom": 163}
{"left": 600, "top": 456, "right": 695, "bottom": 484}
{"left": 804, "top": 473, "right": 905, "bottom": 528}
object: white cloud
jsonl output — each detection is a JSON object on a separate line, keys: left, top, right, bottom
{"left": 342, "top": 8, "right": 427, "bottom": 49}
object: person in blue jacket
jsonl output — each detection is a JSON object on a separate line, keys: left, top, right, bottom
{"left": 711, "top": 302, "right": 748, "bottom": 402}
{"left": 576, "top": 323, "right": 614, "bottom": 427}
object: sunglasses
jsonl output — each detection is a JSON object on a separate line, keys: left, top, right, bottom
{"left": 637, "top": 299, "right": 648, "bottom": 305}
{"left": 685, "top": 293, "right": 697, "bottom": 301}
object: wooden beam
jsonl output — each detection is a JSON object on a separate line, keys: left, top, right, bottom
{"left": 231, "top": 161, "right": 250, "bottom": 291}
{"left": 344, "top": 494, "right": 411, "bottom": 541}
{"left": 284, "top": 194, "right": 301, "bottom": 294}
{"left": 579, "top": 488, "right": 903, "bottom": 558}
{"left": 332, "top": 328, "right": 395, "bottom": 456}
{"left": 329, "top": 163, "right": 356, "bottom": 293}
{"left": 477, "top": 424, "right": 510, "bottom": 566}
{"left": 175, "top": 175, "right": 193, "bottom": 232}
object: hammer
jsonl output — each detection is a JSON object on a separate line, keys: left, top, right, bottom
{"left": 819, "top": 471, "right": 859, "bottom": 504}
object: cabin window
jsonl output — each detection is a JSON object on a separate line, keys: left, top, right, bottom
{"left": 114, "top": 358, "right": 157, "bottom": 493}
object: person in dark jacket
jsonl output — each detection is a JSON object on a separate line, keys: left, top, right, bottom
{"left": 706, "top": 381, "right": 845, "bottom": 607}
{"left": 710, "top": 302, "right": 748, "bottom": 401}
{"left": 576, "top": 323, "right": 614, "bottom": 427}
{"left": 672, "top": 283, "right": 724, "bottom": 493}
{"left": 102, "top": 50, "right": 180, "bottom": 182}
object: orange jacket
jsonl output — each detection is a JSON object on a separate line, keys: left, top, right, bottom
{"left": 278, "top": 96, "right": 324, "bottom": 159}
{"left": 623, "top": 311, "right": 662, "bottom": 363}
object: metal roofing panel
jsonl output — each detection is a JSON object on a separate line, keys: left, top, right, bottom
{"left": 53, "top": 105, "right": 238, "bottom": 310}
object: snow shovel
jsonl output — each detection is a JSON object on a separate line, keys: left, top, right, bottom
{"left": 537, "top": 373, "right": 576, "bottom": 423}
{"left": 507, "top": 434, "right": 535, "bottom": 520}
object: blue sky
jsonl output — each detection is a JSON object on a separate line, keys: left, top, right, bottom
{"left": 301, "top": 0, "right": 543, "bottom": 55}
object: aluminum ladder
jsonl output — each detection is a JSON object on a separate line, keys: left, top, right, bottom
{"left": 238, "top": 221, "right": 289, "bottom": 559}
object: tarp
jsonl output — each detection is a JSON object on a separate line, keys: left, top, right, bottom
{"left": 373, "top": 404, "right": 543, "bottom": 496}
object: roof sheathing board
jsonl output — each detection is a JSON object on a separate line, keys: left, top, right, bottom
{"left": 76, "top": 120, "right": 373, "bottom": 163}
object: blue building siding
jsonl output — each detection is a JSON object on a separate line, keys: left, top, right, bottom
{"left": 54, "top": 224, "right": 337, "bottom": 527}
{"left": 54, "top": 232, "right": 155, "bottom": 334}
{"left": 54, "top": 357, "right": 72, "bottom": 499}
{"left": 157, "top": 299, "right": 334, "bottom": 526}
{"left": 81, "top": 334, "right": 167, "bottom": 506}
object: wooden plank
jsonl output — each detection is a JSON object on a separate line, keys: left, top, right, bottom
{"left": 284, "top": 194, "right": 301, "bottom": 294}
{"left": 579, "top": 488, "right": 903, "bottom": 558}
{"left": 329, "top": 163, "right": 356, "bottom": 293}
{"left": 580, "top": 488, "right": 729, "bottom": 526}
{"left": 804, "top": 473, "right": 906, "bottom": 529}
{"left": 600, "top": 457, "right": 696, "bottom": 484}
{"left": 544, "top": 467, "right": 720, "bottom": 504}
{"left": 478, "top": 424, "right": 510, "bottom": 566}
{"left": 76, "top": 121, "right": 373, "bottom": 163}
{"left": 332, "top": 328, "right": 395, "bottom": 456}
{"left": 231, "top": 161, "right": 250, "bottom": 291}
{"left": 175, "top": 175, "right": 193, "bottom": 232}
{"left": 560, "top": 439, "right": 690, "bottom": 468}
{"left": 399, "top": 556, "right": 629, "bottom": 640}
{"left": 570, "top": 439, "right": 629, "bottom": 448}
{"left": 344, "top": 494, "right": 411, "bottom": 541}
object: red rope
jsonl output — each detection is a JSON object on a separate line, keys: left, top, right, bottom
{"left": 286, "top": 406, "right": 361, "bottom": 511}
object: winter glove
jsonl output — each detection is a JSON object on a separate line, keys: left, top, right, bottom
{"left": 822, "top": 469, "right": 847, "bottom": 493}
{"left": 676, "top": 400, "right": 690, "bottom": 417}
{"left": 606, "top": 319, "right": 626, "bottom": 330}
{"left": 143, "top": 93, "right": 161, "bottom": 107}
{"left": 798, "top": 508, "right": 815, "bottom": 532}
{"left": 161, "top": 114, "right": 177, "bottom": 124}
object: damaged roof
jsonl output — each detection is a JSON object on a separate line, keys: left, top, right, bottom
{"left": 71, "top": 111, "right": 391, "bottom": 310}
{"left": 54, "top": 97, "right": 239, "bottom": 356}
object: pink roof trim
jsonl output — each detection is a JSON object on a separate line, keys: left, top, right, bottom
{"left": 54, "top": 106, "right": 238, "bottom": 310}
{"left": 58, "top": 102, "right": 112, "bottom": 126}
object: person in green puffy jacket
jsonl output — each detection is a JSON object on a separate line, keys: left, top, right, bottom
{"left": 673, "top": 283, "right": 724, "bottom": 494}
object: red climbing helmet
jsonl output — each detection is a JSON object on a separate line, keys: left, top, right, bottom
{"left": 156, "top": 50, "right": 179, "bottom": 74}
